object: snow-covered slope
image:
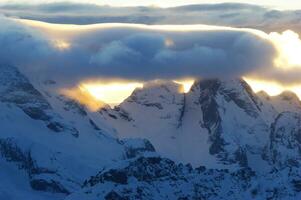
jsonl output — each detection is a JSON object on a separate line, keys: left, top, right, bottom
{"left": 97, "top": 80, "right": 188, "bottom": 163}
{"left": 266, "top": 112, "right": 301, "bottom": 168}
{"left": 67, "top": 155, "right": 301, "bottom": 200}
{"left": 258, "top": 90, "right": 301, "bottom": 113}
{"left": 0, "top": 64, "right": 79, "bottom": 137}
{"left": 0, "top": 64, "right": 156, "bottom": 199}
{"left": 2, "top": 64, "right": 301, "bottom": 200}
{"left": 96, "top": 79, "right": 278, "bottom": 168}
{"left": 87, "top": 78, "right": 301, "bottom": 200}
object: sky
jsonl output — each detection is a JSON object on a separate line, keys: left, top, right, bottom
{"left": 1, "top": 0, "right": 301, "bottom": 10}
{"left": 1, "top": 1, "right": 301, "bottom": 107}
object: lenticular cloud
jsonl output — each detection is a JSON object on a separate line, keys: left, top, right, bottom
{"left": 0, "top": 16, "right": 283, "bottom": 85}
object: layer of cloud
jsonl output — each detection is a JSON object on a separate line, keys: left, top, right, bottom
{"left": 6, "top": 19, "right": 277, "bottom": 84}
{"left": 2, "top": 15, "right": 301, "bottom": 89}
{"left": 1, "top": 2, "right": 301, "bottom": 34}
{"left": 87, "top": 31, "right": 275, "bottom": 80}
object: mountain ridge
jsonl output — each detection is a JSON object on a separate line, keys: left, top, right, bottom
{"left": 1, "top": 64, "right": 301, "bottom": 199}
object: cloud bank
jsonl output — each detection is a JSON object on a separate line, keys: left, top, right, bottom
{"left": 1, "top": 15, "right": 301, "bottom": 88}
{"left": 86, "top": 29, "right": 276, "bottom": 80}
{"left": 5, "top": 19, "right": 276, "bottom": 83}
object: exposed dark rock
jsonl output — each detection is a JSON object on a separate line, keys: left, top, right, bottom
{"left": 0, "top": 64, "right": 79, "bottom": 137}
{"left": 30, "top": 179, "right": 70, "bottom": 194}
{"left": 105, "top": 190, "right": 128, "bottom": 200}
{"left": 142, "top": 103, "right": 163, "bottom": 110}
{"left": 89, "top": 119, "right": 101, "bottom": 131}
{"left": 219, "top": 79, "right": 261, "bottom": 117}
{"left": 114, "top": 107, "right": 134, "bottom": 121}
{"left": 195, "top": 79, "right": 225, "bottom": 155}
{"left": 0, "top": 138, "right": 69, "bottom": 194}
{"left": 234, "top": 147, "right": 248, "bottom": 167}
{"left": 59, "top": 96, "right": 88, "bottom": 116}
{"left": 292, "top": 179, "right": 301, "bottom": 192}
{"left": 109, "top": 114, "right": 118, "bottom": 119}
{"left": 122, "top": 139, "right": 156, "bottom": 159}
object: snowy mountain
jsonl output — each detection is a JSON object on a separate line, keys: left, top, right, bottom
{"left": 0, "top": 64, "right": 156, "bottom": 199}
{"left": 91, "top": 78, "right": 301, "bottom": 199}
{"left": 258, "top": 90, "right": 301, "bottom": 113}
{"left": 1, "top": 64, "right": 301, "bottom": 199}
{"left": 97, "top": 79, "right": 278, "bottom": 168}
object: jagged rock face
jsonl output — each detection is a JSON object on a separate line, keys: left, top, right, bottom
{"left": 191, "top": 79, "right": 224, "bottom": 155}
{"left": 0, "top": 64, "right": 158, "bottom": 199}
{"left": 0, "top": 137, "right": 71, "bottom": 194}
{"left": 267, "top": 112, "right": 301, "bottom": 168}
{"left": 66, "top": 155, "right": 301, "bottom": 200}
{"left": 97, "top": 80, "right": 189, "bottom": 164}
{"left": 2, "top": 65, "right": 301, "bottom": 200}
{"left": 258, "top": 90, "right": 301, "bottom": 114}
{"left": 0, "top": 134, "right": 157, "bottom": 198}
{"left": 97, "top": 78, "right": 275, "bottom": 168}
{"left": 190, "top": 79, "right": 272, "bottom": 167}
{"left": 121, "top": 139, "right": 156, "bottom": 159}
{"left": 271, "top": 91, "right": 301, "bottom": 113}
{"left": 67, "top": 156, "right": 257, "bottom": 200}
{"left": 91, "top": 78, "right": 301, "bottom": 199}
{"left": 0, "top": 64, "right": 79, "bottom": 137}
{"left": 29, "top": 76, "right": 116, "bottom": 137}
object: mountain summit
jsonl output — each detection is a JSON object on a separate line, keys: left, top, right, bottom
{"left": 97, "top": 78, "right": 282, "bottom": 168}
{"left": 1, "top": 67, "right": 301, "bottom": 199}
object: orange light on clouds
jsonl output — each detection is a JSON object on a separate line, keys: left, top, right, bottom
{"left": 60, "top": 86, "right": 106, "bottom": 111}
{"left": 269, "top": 30, "right": 301, "bottom": 68}
{"left": 62, "top": 78, "right": 301, "bottom": 111}
{"left": 164, "top": 38, "right": 175, "bottom": 47}
{"left": 17, "top": 19, "right": 301, "bottom": 103}
{"left": 52, "top": 40, "right": 71, "bottom": 50}
{"left": 62, "top": 80, "right": 195, "bottom": 110}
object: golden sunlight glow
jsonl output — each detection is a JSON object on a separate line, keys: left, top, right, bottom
{"left": 269, "top": 30, "right": 301, "bottom": 67}
{"left": 174, "top": 79, "right": 195, "bottom": 93}
{"left": 16, "top": 19, "right": 301, "bottom": 102}
{"left": 60, "top": 87, "right": 106, "bottom": 112}
{"left": 287, "top": 87, "right": 301, "bottom": 100}
{"left": 52, "top": 40, "right": 71, "bottom": 50}
{"left": 244, "top": 77, "right": 301, "bottom": 99}
{"left": 244, "top": 78, "right": 284, "bottom": 96}
{"left": 67, "top": 80, "right": 194, "bottom": 110}
{"left": 80, "top": 82, "right": 143, "bottom": 106}
{"left": 165, "top": 38, "right": 175, "bottom": 47}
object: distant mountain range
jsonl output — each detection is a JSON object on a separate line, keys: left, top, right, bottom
{"left": 1, "top": 64, "right": 301, "bottom": 200}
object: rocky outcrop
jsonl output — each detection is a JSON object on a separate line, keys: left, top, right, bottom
{"left": 0, "top": 64, "right": 79, "bottom": 137}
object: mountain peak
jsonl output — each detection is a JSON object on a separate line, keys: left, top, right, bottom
{"left": 191, "top": 78, "right": 262, "bottom": 117}
{"left": 192, "top": 78, "right": 252, "bottom": 93}
{"left": 278, "top": 90, "right": 300, "bottom": 102}
{"left": 124, "top": 80, "right": 183, "bottom": 108}
{"left": 142, "top": 80, "right": 181, "bottom": 89}
{"left": 257, "top": 90, "right": 270, "bottom": 100}
{"left": 0, "top": 64, "right": 79, "bottom": 137}
{"left": 268, "top": 90, "right": 301, "bottom": 113}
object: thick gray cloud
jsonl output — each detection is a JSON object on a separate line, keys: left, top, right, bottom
{"left": 2, "top": 15, "right": 301, "bottom": 87}
{"left": 86, "top": 31, "right": 275, "bottom": 80}
{"left": 0, "top": 16, "right": 278, "bottom": 85}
